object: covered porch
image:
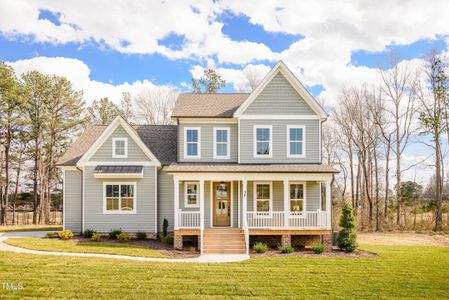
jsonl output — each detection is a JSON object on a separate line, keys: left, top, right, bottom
{"left": 167, "top": 167, "right": 335, "bottom": 254}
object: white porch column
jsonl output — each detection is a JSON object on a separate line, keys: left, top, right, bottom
{"left": 174, "top": 178, "right": 179, "bottom": 230}
{"left": 326, "top": 180, "right": 332, "bottom": 229}
{"left": 283, "top": 179, "right": 289, "bottom": 228}
{"left": 242, "top": 179, "right": 247, "bottom": 226}
{"left": 199, "top": 179, "right": 205, "bottom": 230}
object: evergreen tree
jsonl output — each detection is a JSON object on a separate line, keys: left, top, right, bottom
{"left": 191, "top": 68, "right": 226, "bottom": 93}
{"left": 337, "top": 203, "right": 358, "bottom": 252}
{"left": 87, "top": 97, "right": 125, "bottom": 125}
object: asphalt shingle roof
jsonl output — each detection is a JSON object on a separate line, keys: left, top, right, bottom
{"left": 171, "top": 93, "right": 249, "bottom": 118}
{"left": 163, "top": 163, "right": 339, "bottom": 173}
{"left": 57, "top": 125, "right": 177, "bottom": 166}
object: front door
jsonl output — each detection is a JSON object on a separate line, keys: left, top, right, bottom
{"left": 213, "top": 182, "right": 231, "bottom": 226}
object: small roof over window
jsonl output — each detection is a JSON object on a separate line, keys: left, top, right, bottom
{"left": 93, "top": 165, "right": 143, "bottom": 178}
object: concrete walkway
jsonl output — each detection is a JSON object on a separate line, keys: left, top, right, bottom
{"left": 0, "top": 231, "right": 250, "bottom": 263}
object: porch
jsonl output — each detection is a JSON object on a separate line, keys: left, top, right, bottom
{"left": 169, "top": 172, "right": 333, "bottom": 254}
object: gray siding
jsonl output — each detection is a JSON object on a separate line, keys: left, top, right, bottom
{"left": 246, "top": 181, "right": 320, "bottom": 212}
{"left": 64, "top": 170, "right": 82, "bottom": 232}
{"left": 243, "top": 72, "right": 315, "bottom": 115}
{"left": 90, "top": 125, "right": 150, "bottom": 162}
{"left": 178, "top": 124, "right": 238, "bottom": 162}
{"left": 83, "top": 166, "right": 157, "bottom": 232}
{"left": 239, "top": 119, "right": 320, "bottom": 163}
{"left": 157, "top": 171, "right": 174, "bottom": 232}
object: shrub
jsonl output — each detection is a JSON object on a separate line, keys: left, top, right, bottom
{"left": 278, "top": 245, "right": 294, "bottom": 254}
{"left": 161, "top": 236, "right": 173, "bottom": 245}
{"left": 83, "top": 229, "right": 96, "bottom": 239}
{"left": 136, "top": 231, "right": 147, "bottom": 240}
{"left": 337, "top": 203, "right": 358, "bottom": 252}
{"left": 117, "top": 232, "right": 130, "bottom": 242}
{"left": 311, "top": 242, "right": 325, "bottom": 254}
{"left": 109, "top": 229, "right": 122, "bottom": 240}
{"left": 91, "top": 233, "right": 101, "bottom": 242}
{"left": 253, "top": 242, "right": 268, "bottom": 253}
{"left": 58, "top": 230, "right": 74, "bottom": 240}
{"left": 45, "top": 232, "right": 55, "bottom": 238}
{"left": 162, "top": 218, "right": 169, "bottom": 237}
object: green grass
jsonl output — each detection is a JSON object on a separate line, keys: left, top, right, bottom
{"left": 4, "top": 237, "right": 169, "bottom": 259}
{"left": 0, "top": 244, "right": 448, "bottom": 299}
{"left": 0, "top": 225, "right": 62, "bottom": 232}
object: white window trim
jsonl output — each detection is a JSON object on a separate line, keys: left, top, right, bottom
{"left": 287, "top": 125, "right": 306, "bottom": 158}
{"left": 103, "top": 182, "right": 137, "bottom": 214}
{"left": 184, "top": 181, "right": 200, "bottom": 208}
{"left": 253, "top": 181, "right": 273, "bottom": 213}
{"left": 253, "top": 125, "right": 273, "bottom": 158}
{"left": 289, "top": 181, "right": 307, "bottom": 212}
{"left": 112, "top": 138, "right": 128, "bottom": 158}
{"left": 213, "top": 127, "right": 230, "bottom": 159}
{"left": 184, "top": 127, "right": 201, "bottom": 159}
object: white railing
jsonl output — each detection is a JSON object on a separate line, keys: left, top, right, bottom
{"left": 246, "top": 211, "right": 328, "bottom": 229}
{"left": 246, "top": 212, "right": 285, "bottom": 228}
{"left": 178, "top": 211, "right": 200, "bottom": 228}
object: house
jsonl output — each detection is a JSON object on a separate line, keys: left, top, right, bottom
{"left": 57, "top": 61, "right": 338, "bottom": 254}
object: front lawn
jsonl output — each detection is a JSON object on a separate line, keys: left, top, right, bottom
{"left": 0, "top": 225, "right": 62, "bottom": 232}
{"left": 0, "top": 244, "right": 448, "bottom": 299}
{"left": 5, "top": 237, "right": 169, "bottom": 259}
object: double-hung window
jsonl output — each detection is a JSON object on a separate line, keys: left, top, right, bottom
{"left": 184, "top": 182, "right": 199, "bottom": 208}
{"left": 104, "top": 183, "right": 136, "bottom": 214}
{"left": 112, "top": 138, "right": 128, "bottom": 158}
{"left": 184, "top": 127, "right": 200, "bottom": 158}
{"left": 254, "top": 182, "right": 272, "bottom": 212}
{"left": 290, "top": 182, "right": 305, "bottom": 212}
{"left": 214, "top": 127, "right": 230, "bottom": 159}
{"left": 254, "top": 126, "right": 272, "bottom": 157}
{"left": 287, "top": 126, "right": 305, "bottom": 157}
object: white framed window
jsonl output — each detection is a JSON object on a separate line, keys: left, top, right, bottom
{"left": 253, "top": 182, "right": 272, "bottom": 212}
{"left": 289, "top": 182, "right": 306, "bottom": 212}
{"left": 184, "top": 127, "right": 201, "bottom": 159}
{"left": 253, "top": 125, "right": 272, "bottom": 158}
{"left": 184, "top": 182, "right": 199, "bottom": 208}
{"left": 112, "top": 138, "right": 128, "bottom": 158}
{"left": 103, "top": 182, "right": 136, "bottom": 214}
{"left": 213, "top": 127, "right": 230, "bottom": 159}
{"left": 287, "top": 125, "right": 305, "bottom": 158}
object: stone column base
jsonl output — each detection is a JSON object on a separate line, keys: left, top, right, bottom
{"left": 321, "top": 234, "right": 332, "bottom": 250}
{"left": 281, "top": 234, "right": 291, "bottom": 247}
{"left": 174, "top": 235, "right": 183, "bottom": 250}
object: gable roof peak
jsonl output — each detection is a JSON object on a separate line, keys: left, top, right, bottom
{"left": 234, "top": 61, "right": 328, "bottom": 119}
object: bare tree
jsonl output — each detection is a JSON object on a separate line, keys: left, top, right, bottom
{"left": 379, "top": 54, "right": 417, "bottom": 226}
{"left": 243, "top": 65, "right": 265, "bottom": 92}
{"left": 134, "top": 88, "right": 178, "bottom": 125}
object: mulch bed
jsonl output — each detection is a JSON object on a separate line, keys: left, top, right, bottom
{"left": 250, "top": 247, "right": 377, "bottom": 258}
{"left": 72, "top": 236, "right": 200, "bottom": 258}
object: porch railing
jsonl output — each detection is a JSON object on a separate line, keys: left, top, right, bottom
{"left": 246, "top": 211, "right": 328, "bottom": 229}
{"left": 178, "top": 211, "right": 200, "bottom": 228}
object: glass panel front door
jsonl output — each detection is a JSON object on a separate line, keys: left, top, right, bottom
{"left": 213, "top": 182, "right": 231, "bottom": 226}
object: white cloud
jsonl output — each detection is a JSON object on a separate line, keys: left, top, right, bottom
{"left": 2, "top": 1, "right": 448, "bottom": 103}
{"left": 7, "top": 56, "right": 170, "bottom": 104}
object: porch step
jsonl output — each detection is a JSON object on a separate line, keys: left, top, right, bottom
{"left": 202, "top": 229, "right": 246, "bottom": 254}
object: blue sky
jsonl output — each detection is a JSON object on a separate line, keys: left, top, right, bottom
{"left": 1, "top": 1, "right": 449, "bottom": 183}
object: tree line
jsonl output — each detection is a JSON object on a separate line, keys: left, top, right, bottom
{"left": 0, "top": 64, "right": 227, "bottom": 225}
{"left": 326, "top": 51, "right": 449, "bottom": 232}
